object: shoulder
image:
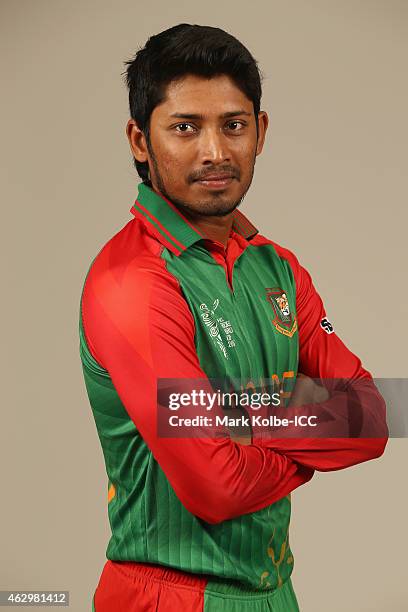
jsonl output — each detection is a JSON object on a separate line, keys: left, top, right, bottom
{"left": 80, "top": 216, "right": 193, "bottom": 339}
{"left": 80, "top": 217, "right": 194, "bottom": 368}
{"left": 82, "top": 217, "right": 180, "bottom": 303}
{"left": 250, "top": 233, "right": 303, "bottom": 275}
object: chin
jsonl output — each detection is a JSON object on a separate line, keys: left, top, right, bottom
{"left": 199, "top": 202, "right": 239, "bottom": 217}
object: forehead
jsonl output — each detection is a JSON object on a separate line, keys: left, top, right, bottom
{"left": 154, "top": 74, "right": 253, "bottom": 117}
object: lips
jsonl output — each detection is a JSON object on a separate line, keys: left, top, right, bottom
{"left": 194, "top": 173, "right": 236, "bottom": 191}
{"left": 195, "top": 175, "right": 235, "bottom": 190}
{"left": 196, "top": 174, "right": 234, "bottom": 181}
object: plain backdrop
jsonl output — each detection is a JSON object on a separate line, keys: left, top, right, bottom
{"left": 1, "top": 1, "right": 407, "bottom": 611}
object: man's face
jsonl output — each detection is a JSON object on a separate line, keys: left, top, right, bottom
{"left": 133, "top": 74, "right": 268, "bottom": 218}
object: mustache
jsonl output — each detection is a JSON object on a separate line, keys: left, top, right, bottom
{"left": 189, "top": 166, "right": 240, "bottom": 182}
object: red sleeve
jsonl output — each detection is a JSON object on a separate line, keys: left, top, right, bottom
{"left": 259, "top": 244, "right": 388, "bottom": 471}
{"left": 81, "top": 243, "right": 314, "bottom": 524}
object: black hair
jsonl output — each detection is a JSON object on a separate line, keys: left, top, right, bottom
{"left": 123, "top": 23, "right": 263, "bottom": 183}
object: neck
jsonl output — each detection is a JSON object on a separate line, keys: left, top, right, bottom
{"left": 179, "top": 210, "right": 234, "bottom": 248}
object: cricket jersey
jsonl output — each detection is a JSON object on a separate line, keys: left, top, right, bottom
{"left": 79, "top": 182, "right": 388, "bottom": 609}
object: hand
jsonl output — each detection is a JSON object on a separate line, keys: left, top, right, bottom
{"left": 288, "top": 373, "right": 330, "bottom": 407}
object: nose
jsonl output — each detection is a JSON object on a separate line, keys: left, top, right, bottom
{"left": 199, "top": 127, "right": 230, "bottom": 165}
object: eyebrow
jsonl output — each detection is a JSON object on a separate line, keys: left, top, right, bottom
{"left": 169, "top": 110, "right": 252, "bottom": 120}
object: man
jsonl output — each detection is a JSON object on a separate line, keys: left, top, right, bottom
{"left": 79, "top": 23, "right": 388, "bottom": 611}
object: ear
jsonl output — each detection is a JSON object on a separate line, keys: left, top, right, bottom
{"left": 255, "top": 111, "right": 269, "bottom": 156}
{"left": 126, "top": 119, "right": 148, "bottom": 163}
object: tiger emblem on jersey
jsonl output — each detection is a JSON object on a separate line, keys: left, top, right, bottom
{"left": 265, "top": 287, "right": 297, "bottom": 338}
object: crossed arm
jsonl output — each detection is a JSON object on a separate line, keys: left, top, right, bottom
{"left": 81, "top": 246, "right": 388, "bottom": 523}
{"left": 259, "top": 247, "right": 388, "bottom": 470}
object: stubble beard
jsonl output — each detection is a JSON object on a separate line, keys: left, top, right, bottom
{"left": 147, "top": 142, "right": 257, "bottom": 218}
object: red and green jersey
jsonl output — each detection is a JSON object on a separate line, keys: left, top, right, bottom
{"left": 79, "top": 183, "right": 387, "bottom": 600}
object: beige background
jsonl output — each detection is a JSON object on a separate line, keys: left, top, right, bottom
{"left": 1, "top": 1, "right": 407, "bottom": 610}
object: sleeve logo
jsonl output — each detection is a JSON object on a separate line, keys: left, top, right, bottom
{"left": 320, "top": 317, "right": 334, "bottom": 334}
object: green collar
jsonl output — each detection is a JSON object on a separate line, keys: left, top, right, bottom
{"left": 130, "top": 182, "right": 259, "bottom": 257}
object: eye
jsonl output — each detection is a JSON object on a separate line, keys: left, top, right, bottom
{"left": 226, "top": 121, "right": 245, "bottom": 131}
{"left": 174, "top": 123, "right": 196, "bottom": 133}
